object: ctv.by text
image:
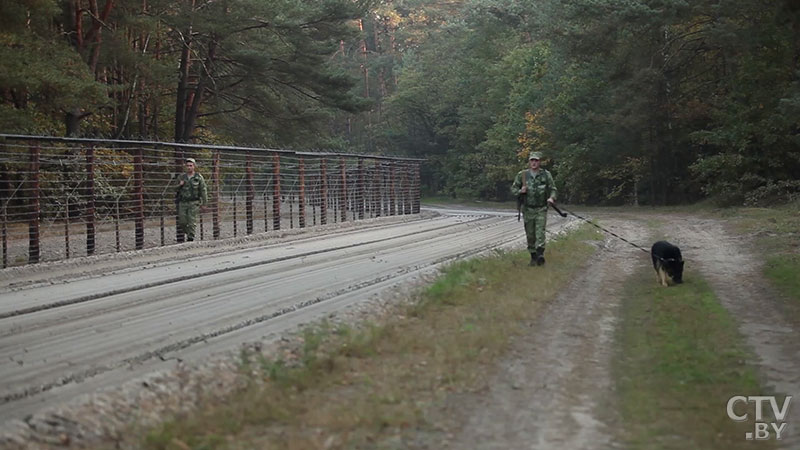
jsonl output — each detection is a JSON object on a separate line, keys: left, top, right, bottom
{"left": 726, "top": 395, "right": 792, "bottom": 440}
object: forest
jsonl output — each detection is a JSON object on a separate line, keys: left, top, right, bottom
{"left": 2, "top": 0, "right": 799, "bottom": 205}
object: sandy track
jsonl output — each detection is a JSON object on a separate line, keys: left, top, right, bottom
{"left": 0, "top": 208, "right": 567, "bottom": 432}
{"left": 450, "top": 218, "right": 646, "bottom": 449}
{"left": 667, "top": 216, "right": 800, "bottom": 448}
{"left": 6, "top": 208, "right": 794, "bottom": 449}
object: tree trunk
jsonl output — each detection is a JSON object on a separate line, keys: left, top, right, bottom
{"left": 174, "top": 38, "right": 192, "bottom": 142}
{"left": 181, "top": 39, "right": 217, "bottom": 142}
{"left": 65, "top": 109, "right": 91, "bottom": 136}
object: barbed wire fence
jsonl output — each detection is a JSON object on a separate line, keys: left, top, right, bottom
{"left": 0, "top": 134, "right": 422, "bottom": 268}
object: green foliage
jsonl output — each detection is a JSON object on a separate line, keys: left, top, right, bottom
{"left": 0, "top": 0, "right": 371, "bottom": 142}
{"left": 0, "top": 2, "right": 108, "bottom": 134}
{"left": 2, "top": 0, "right": 799, "bottom": 206}
{"left": 360, "top": 0, "right": 800, "bottom": 205}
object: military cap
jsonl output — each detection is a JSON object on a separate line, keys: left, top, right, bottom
{"left": 185, "top": 157, "right": 196, "bottom": 164}
{"left": 528, "top": 151, "right": 542, "bottom": 160}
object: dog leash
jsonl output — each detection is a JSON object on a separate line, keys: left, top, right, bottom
{"left": 554, "top": 205, "right": 652, "bottom": 256}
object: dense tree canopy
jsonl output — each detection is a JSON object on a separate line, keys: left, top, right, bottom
{"left": 2, "top": 0, "right": 798, "bottom": 204}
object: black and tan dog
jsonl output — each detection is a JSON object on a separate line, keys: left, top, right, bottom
{"left": 651, "top": 241, "right": 684, "bottom": 287}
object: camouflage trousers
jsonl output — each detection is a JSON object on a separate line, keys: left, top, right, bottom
{"left": 177, "top": 201, "right": 200, "bottom": 241}
{"left": 523, "top": 206, "right": 548, "bottom": 254}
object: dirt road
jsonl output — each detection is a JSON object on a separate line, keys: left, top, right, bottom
{"left": 0, "top": 207, "right": 569, "bottom": 437}
{"left": 668, "top": 215, "right": 800, "bottom": 448}
{"left": 449, "top": 211, "right": 799, "bottom": 449}
{"left": 449, "top": 217, "right": 643, "bottom": 450}
{"left": 2, "top": 208, "right": 797, "bottom": 448}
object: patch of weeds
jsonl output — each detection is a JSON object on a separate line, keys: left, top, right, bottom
{"left": 720, "top": 201, "right": 800, "bottom": 313}
{"left": 765, "top": 254, "right": 800, "bottom": 302}
{"left": 566, "top": 223, "right": 603, "bottom": 242}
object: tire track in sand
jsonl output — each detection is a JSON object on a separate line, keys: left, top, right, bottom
{"left": 668, "top": 216, "right": 800, "bottom": 448}
{"left": 449, "top": 218, "right": 646, "bottom": 449}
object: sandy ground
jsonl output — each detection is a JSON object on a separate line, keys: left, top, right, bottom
{"left": 444, "top": 211, "right": 799, "bottom": 449}
{"left": 445, "top": 218, "right": 645, "bottom": 450}
{"left": 0, "top": 207, "right": 572, "bottom": 449}
{"left": 2, "top": 208, "right": 798, "bottom": 449}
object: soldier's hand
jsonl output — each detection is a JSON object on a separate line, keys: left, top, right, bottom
{"left": 519, "top": 186, "right": 527, "bottom": 194}
{"left": 547, "top": 197, "right": 555, "bottom": 205}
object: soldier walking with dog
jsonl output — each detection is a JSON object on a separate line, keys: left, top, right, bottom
{"left": 176, "top": 157, "right": 208, "bottom": 243}
{"left": 511, "top": 151, "right": 557, "bottom": 266}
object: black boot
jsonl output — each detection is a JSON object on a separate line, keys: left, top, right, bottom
{"left": 529, "top": 253, "right": 537, "bottom": 266}
{"left": 536, "top": 248, "right": 545, "bottom": 266}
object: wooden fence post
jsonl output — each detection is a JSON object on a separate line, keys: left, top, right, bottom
{"left": 2, "top": 205, "right": 7, "bottom": 268}
{"left": 246, "top": 152, "right": 254, "bottom": 234}
{"left": 64, "top": 197, "right": 70, "bottom": 258}
{"left": 413, "top": 162, "right": 421, "bottom": 213}
{"left": 358, "top": 159, "right": 365, "bottom": 220}
{"left": 85, "top": 145, "right": 96, "bottom": 256}
{"left": 134, "top": 147, "right": 144, "bottom": 249}
{"left": 299, "top": 157, "right": 306, "bottom": 228}
{"left": 28, "top": 145, "right": 40, "bottom": 264}
{"left": 273, "top": 154, "right": 281, "bottom": 230}
{"left": 212, "top": 150, "right": 220, "bottom": 239}
{"left": 175, "top": 148, "right": 185, "bottom": 242}
{"left": 340, "top": 158, "right": 347, "bottom": 222}
{"left": 320, "top": 159, "right": 327, "bottom": 225}
{"left": 390, "top": 161, "right": 397, "bottom": 216}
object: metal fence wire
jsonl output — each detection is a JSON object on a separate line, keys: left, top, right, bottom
{"left": 0, "top": 134, "right": 422, "bottom": 268}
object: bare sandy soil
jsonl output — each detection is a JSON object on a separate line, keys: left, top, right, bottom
{"left": 444, "top": 218, "right": 644, "bottom": 450}
{"left": 0, "top": 207, "right": 567, "bottom": 449}
{"left": 2, "top": 208, "right": 798, "bottom": 449}
{"left": 443, "top": 211, "right": 799, "bottom": 449}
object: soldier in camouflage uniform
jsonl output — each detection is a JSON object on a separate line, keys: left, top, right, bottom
{"left": 511, "top": 151, "right": 557, "bottom": 266}
{"left": 176, "top": 157, "right": 208, "bottom": 242}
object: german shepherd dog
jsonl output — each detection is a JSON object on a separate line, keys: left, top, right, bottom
{"left": 651, "top": 241, "right": 684, "bottom": 287}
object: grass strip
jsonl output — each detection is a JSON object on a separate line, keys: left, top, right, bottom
{"left": 732, "top": 204, "right": 800, "bottom": 310}
{"left": 615, "top": 267, "right": 771, "bottom": 449}
{"left": 138, "top": 225, "right": 601, "bottom": 450}
{"left": 764, "top": 254, "right": 800, "bottom": 301}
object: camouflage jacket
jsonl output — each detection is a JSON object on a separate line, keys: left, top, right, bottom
{"left": 511, "top": 168, "right": 557, "bottom": 209}
{"left": 177, "top": 173, "right": 208, "bottom": 205}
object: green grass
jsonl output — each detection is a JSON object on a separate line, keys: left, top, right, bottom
{"left": 765, "top": 254, "right": 800, "bottom": 300}
{"left": 720, "top": 201, "right": 800, "bottom": 315}
{"left": 615, "top": 267, "right": 770, "bottom": 449}
{"left": 135, "top": 225, "right": 602, "bottom": 450}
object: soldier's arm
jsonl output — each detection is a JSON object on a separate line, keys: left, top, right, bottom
{"left": 199, "top": 176, "right": 209, "bottom": 206}
{"left": 175, "top": 174, "right": 184, "bottom": 203}
{"left": 511, "top": 171, "right": 523, "bottom": 196}
{"left": 547, "top": 171, "right": 557, "bottom": 202}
